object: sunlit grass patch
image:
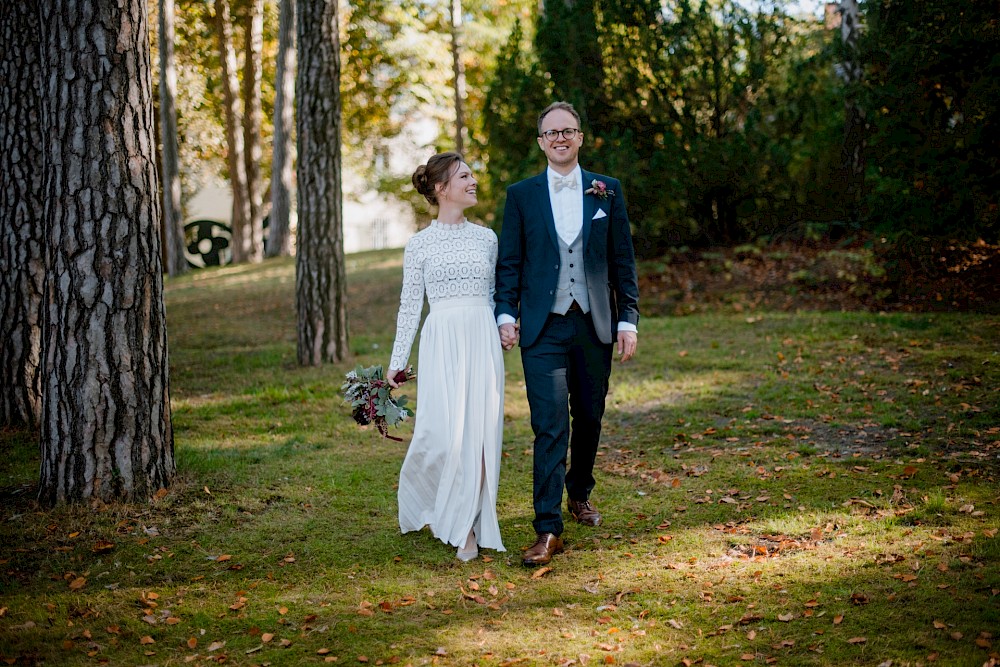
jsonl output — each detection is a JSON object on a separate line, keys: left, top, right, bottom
{"left": 1, "top": 253, "right": 998, "bottom": 666}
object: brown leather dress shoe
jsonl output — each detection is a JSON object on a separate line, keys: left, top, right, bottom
{"left": 522, "top": 532, "right": 564, "bottom": 566}
{"left": 567, "top": 498, "right": 602, "bottom": 526}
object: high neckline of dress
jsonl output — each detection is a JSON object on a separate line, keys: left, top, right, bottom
{"left": 431, "top": 218, "right": 468, "bottom": 231}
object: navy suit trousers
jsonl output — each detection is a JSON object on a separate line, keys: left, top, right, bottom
{"left": 521, "top": 308, "right": 612, "bottom": 536}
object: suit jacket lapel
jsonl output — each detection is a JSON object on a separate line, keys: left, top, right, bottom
{"left": 581, "top": 169, "right": 596, "bottom": 249}
{"left": 532, "top": 172, "right": 559, "bottom": 250}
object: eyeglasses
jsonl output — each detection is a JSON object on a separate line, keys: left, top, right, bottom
{"left": 539, "top": 128, "right": 581, "bottom": 141}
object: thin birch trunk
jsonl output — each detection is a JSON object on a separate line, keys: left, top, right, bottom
{"left": 159, "top": 0, "right": 188, "bottom": 276}
{"left": 267, "top": 0, "right": 296, "bottom": 258}
{"left": 214, "top": 0, "right": 254, "bottom": 264}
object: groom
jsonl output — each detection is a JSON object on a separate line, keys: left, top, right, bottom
{"left": 495, "top": 101, "right": 639, "bottom": 566}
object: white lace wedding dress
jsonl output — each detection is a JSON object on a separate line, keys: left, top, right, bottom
{"left": 390, "top": 219, "right": 506, "bottom": 553}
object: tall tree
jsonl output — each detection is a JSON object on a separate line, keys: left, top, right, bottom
{"left": 449, "top": 0, "right": 466, "bottom": 153}
{"left": 159, "top": 0, "right": 189, "bottom": 277}
{"left": 296, "top": 0, "right": 348, "bottom": 365}
{"left": 242, "top": 0, "right": 266, "bottom": 255}
{"left": 0, "top": 0, "right": 45, "bottom": 428}
{"left": 214, "top": 0, "right": 255, "bottom": 263}
{"left": 267, "top": 0, "right": 296, "bottom": 258}
{"left": 37, "top": 0, "right": 174, "bottom": 504}
{"left": 481, "top": 18, "right": 552, "bottom": 224}
{"left": 858, "top": 0, "right": 998, "bottom": 241}
{"left": 838, "top": 0, "right": 864, "bottom": 221}
{"left": 536, "top": 0, "right": 611, "bottom": 139}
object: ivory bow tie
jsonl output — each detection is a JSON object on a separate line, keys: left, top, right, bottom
{"left": 552, "top": 175, "right": 577, "bottom": 192}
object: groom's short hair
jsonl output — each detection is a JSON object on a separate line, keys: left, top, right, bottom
{"left": 537, "top": 102, "right": 582, "bottom": 135}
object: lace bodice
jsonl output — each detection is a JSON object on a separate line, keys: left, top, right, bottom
{"left": 389, "top": 220, "right": 498, "bottom": 370}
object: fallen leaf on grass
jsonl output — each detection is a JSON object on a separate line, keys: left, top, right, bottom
{"left": 140, "top": 636, "right": 155, "bottom": 645}
{"left": 933, "top": 620, "right": 947, "bottom": 629}
{"left": 207, "top": 641, "right": 226, "bottom": 651}
{"left": 261, "top": 633, "right": 274, "bottom": 643}
{"left": 187, "top": 637, "right": 197, "bottom": 649}
{"left": 667, "top": 619, "right": 683, "bottom": 629}
{"left": 847, "top": 637, "right": 867, "bottom": 644}
{"left": 215, "top": 554, "right": 232, "bottom": 563}
{"left": 68, "top": 577, "right": 86, "bottom": 591}
{"left": 778, "top": 614, "right": 794, "bottom": 622}
{"left": 92, "top": 540, "right": 115, "bottom": 554}
{"left": 833, "top": 615, "right": 843, "bottom": 625}
{"left": 532, "top": 567, "right": 553, "bottom": 579}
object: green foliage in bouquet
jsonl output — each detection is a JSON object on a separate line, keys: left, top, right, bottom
{"left": 341, "top": 365, "right": 415, "bottom": 439}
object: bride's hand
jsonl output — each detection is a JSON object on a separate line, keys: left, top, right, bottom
{"left": 387, "top": 369, "right": 401, "bottom": 388}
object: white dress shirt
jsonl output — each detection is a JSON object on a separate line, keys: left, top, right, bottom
{"left": 547, "top": 166, "right": 584, "bottom": 246}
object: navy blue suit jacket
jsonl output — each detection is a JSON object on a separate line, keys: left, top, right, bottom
{"left": 495, "top": 169, "right": 640, "bottom": 349}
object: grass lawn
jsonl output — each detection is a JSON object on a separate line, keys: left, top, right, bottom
{"left": 2, "top": 250, "right": 999, "bottom": 666}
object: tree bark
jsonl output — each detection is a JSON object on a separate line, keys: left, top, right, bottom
{"left": 37, "top": 0, "right": 174, "bottom": 504}
{"left": 242, "top": 0, "right": 266, "bottom": 258}
{"left": 0, "top": 0, "right": 45, "bottom": 428}
{"left": 295, "top": 0, "right": 348, "bottom": 365}
{"left": 214, "top": 0, "right": 254, "bottom": 264}
{"left": 267, "top": 0, "right": 296, "bottom": 258}
{"left": 159, "top": 0, "right": 188, "bottom": 277}
{"left": 449, "top": 0, "right": 466, "bottom": 154}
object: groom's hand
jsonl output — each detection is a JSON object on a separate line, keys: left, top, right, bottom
{"left": 499, "top": 323, "right": 519, "bottom": 351}
{"left": 617, "top": 331, "right": 637, "bottom": 362}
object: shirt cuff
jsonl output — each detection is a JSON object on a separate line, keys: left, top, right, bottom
{"left": 617, "top": 322, "right": 637, "bottom": 334}
{"left": 497, "top": 314, "right": 516, "bottom": 327}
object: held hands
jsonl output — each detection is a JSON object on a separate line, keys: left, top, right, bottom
{"left": 617, "top": 330, "right": 637, "bottom": 362}
{"left": 498, "top": 322, "right": 520, "bottom": 351}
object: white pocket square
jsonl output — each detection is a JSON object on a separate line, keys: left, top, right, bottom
{"left": 592, "top": 208, "right": 607, "bottom": 220}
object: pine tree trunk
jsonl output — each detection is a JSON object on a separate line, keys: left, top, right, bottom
{"left": 266, "top": 0, "right": 296, "bottom": 258}
{"left": 37, "top": 0, "right": 174, "bottom": 505}
{"left": 242, "top": 0, "right": 265, "bottom": 259}
{"left": 295, "top": 0, "right": 348, "bottom": 365}
{"left": 0, "top": 1, "right": 45, "bottom": 428}
{"left": 214, "top": 0, "right": 254, "bottom": 264}
{"left": 159, "top": 0, "right": 188, "bottom": 277}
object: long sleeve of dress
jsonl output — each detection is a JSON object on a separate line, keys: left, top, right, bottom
{"left": 389, "top": 238, "right": 425, "bottom": 371}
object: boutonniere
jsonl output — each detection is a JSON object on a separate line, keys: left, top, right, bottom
{"left": 585, "top": 179, "right": 614, "bottom": 200}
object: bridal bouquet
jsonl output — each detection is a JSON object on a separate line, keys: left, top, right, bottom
{"left": 341, "top": 365, "right": 415, "bottom": 440}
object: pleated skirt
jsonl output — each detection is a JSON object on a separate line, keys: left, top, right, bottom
{"left": 397, "top": 297, "right": 506, "bottom": 551}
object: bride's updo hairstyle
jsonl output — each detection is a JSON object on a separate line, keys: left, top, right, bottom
{"left": 412, "top": 152, "right": 463, "bottom": 206}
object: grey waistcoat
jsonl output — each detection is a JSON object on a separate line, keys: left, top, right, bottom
{"left": 551, "top": 232, "right": 590, "bottom": 315}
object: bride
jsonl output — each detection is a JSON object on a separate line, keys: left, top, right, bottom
{"left": 387, "top": 152, "right": 506, "bottom": 561}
